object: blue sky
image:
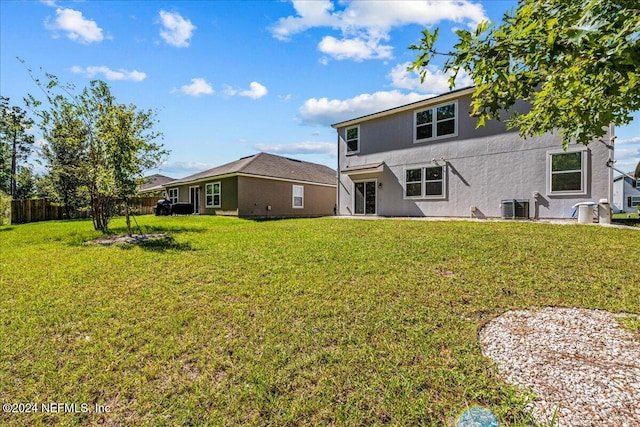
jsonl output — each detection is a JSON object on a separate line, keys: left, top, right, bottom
{"left": 1, "top": 0, "right": 638, "bottom": 179}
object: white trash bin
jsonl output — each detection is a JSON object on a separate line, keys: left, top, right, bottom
{"left": 574, "top": 202, "right": 595, "bottom": 224}
{"left": 598, "top": 199, "right": 611, "bottom": 225}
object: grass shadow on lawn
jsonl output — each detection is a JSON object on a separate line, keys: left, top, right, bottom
{"left": 127, "top": 235, "right": 193, "bottom": 252}
{"left": 612, "top": 218, "right": 640, "bottom": 227}
{"left": 114, "top": 224, "right": 209, "bottom": 235}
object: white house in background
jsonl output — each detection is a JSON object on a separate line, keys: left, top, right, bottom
{"left": 613, "top": 174, "right": 640, "bottom": 213}
{"left": 332, "top": 87, "right": 613, "bottom": 219}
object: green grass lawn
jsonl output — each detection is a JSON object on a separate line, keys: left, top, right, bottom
{"left": 1, "top": 216, "right": 639, "bottom": 426}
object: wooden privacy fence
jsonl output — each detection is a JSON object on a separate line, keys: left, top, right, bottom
{"left": 10, "top": 197, "right": 161, "bottom": 224}
{"left": 127, "top": 197, "right": 163, "bottom": 215}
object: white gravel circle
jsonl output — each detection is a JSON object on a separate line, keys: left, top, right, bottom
{"left": 479, "top": 307, "right": 640, "bottom": 426}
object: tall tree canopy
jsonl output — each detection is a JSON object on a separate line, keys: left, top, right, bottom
{"left": 409, "top": 0, "right": 639, "bottom": 148}
{"left": 0, "top": 96, "right": 35, "bottom": 198}
{"left": 26, "top": 69, "right": 167, "bottom": 233}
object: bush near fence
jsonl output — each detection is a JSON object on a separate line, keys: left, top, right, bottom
{"left": 10, "top": 197, "right": 160, "bottom": 224}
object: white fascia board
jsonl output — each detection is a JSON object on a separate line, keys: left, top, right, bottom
{"left": 331, "top": 87, "right": 475, "bottom": 129}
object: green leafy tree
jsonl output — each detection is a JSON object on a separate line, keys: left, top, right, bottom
{"left": 13, "top": 165, "right": 37, "bottom": 200}
{"left": 40, "top": 97, "right": 90, "bottom": 218}
{"left": 97, "top": 102, "right": 166, "bottom": 236}
{"left": 25, "top": 65, "right": 167, "bottom": 233}
{"left": 409, "top": 0, "right": 639, "bottom": 147}
{"left": 0, "top": 96, "right": 35, "bottom": 197}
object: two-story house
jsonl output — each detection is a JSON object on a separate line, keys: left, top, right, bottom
{"left": 613, "top": 174, "right": 640, "bottom": 213}
{"left": 332, "top": 87, "right": 613, "bottom": 219}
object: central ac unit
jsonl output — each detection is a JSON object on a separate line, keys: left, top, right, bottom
{"left": 501, "top": 199, "right": 529, "bottom": 219}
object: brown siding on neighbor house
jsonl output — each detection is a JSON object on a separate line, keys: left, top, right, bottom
{"left": 168, "top": 176, "right": 239, "bottom": 215}
{"left": 237, "top": 175, "right": 336, "bottom": 218}
{"left": 201, "top": 176, "right": 239, "bottom": 216}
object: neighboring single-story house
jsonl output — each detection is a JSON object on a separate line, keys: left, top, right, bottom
{"left": 138, "top": 174, "right": 175, "bottom": 196}
{"left": 162, "top": 152, "right": 336, "bottom": 218}
{"left": 613, "top": 174, "right": 640, "bottom": 213}
{"left": 332, "top": 87, "right": 614, "bottom": 219}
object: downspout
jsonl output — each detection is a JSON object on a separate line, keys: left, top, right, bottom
{"left": 608, "top": 123, "right": 615, "bottom": 205}
{"left": 336, "top": 129, "right": 340, "bottom": 216}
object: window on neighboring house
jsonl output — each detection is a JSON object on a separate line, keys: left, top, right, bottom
{"left": 414, "top": 101, "right": 457, "bottom": 143}
{"left": 548, "top": 150, "right": 587, "bottom": 195}
{"left": 292, "top": 185, "right": 304, "bottom": 208}
{"left": 205, "top": 182, "right": 221, "bottom": 208}
{"left": 167, "top": 188, "right": 178, "bottom": 204}
{"left": 628, "top": 196, "right": 640, "bottom": 208}
{"left": 405, "top": 165, "right": 445, "bottom": 198}
{"left": 345, "top": 125, "right": 359, "bottom": 154}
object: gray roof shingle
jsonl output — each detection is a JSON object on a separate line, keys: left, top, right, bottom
{"left": 166, "top": 152, "right": 336, "bottom": 186}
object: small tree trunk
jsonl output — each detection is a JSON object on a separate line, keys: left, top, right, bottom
{"left": 10, "top": 128, "right": 17, "bottom": 199}
{"left": 124, "top": 197, "right": 132, "bottom": 237}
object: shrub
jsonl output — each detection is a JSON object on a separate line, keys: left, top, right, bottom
{"left": 0, "top": 190, "right": 11, "bottom": 225}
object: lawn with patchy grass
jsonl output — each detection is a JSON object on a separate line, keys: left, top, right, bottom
{"left": 1, "top": 216, "right": 639, "bottom": 426}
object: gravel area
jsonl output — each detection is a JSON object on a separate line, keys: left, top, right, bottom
{"left": 85, "top": 233, "right": 170, "bottom": 245}
{"left": 479, "top": 307, "right": 640, "bottom": 426}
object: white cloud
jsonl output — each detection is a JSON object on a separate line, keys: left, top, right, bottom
{"left": 159, "top": 10, "right": 196, "bottom": 47}
{"left": 271, "top": 0, "right": 338, "bottom": 41}
{"left": 224, "top": 82, "right": 268, "bottom": 99}
{"left": 240, "top": 82, "right": 268, "bottom": 99}
{"left": 71, "top": 65, "right": 147, "bottom": 82}
{"left": 178, "top": 78, "right": 214, "bottom": 96}
{"left": 299, "top": 90, "right": 426, "bottom": 126}
{"left": 318, "top": 35, "right": 392, "bottom": 61}
{"left": 388, "top": 62, "right": 473, "bottom": 93}
{"left": 253, "top": 141, "right": 336, "bottom": 156}
{"left": 617, "top": 136, "right": 640, "bottom": 145}
{"left": 271, "top": 0, "right": 487, "bottom": 61}
{"left": 44, "top": 7, "right": 104, "bottom": 44}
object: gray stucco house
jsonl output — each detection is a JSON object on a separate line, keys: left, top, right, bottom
{"left": 613, "top": 174, "right": 640, "bottom": 213}
{"left": 333, "top": 87, "right": 613, "bottom": 219}
{"left": 162, "top": 152, "right": 336, "bottom": 218}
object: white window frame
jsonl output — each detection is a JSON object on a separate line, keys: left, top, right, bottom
{"left": 629, "top": 196, "right": 640, "bottom": 207}
{"left": 345, "top": 125, "right": 360, "bottom": 155}
{"left": 167, "top": 188, "right": 178, "bottom": 204}
{"left": 205, "top": 182, "right": 221, "bottom": 208}
{"left": 404, "top": 164, "right": 447, "bottom": 199}
{"left": 292, "top": 185, "right": 304, "bottom": 209}
{"left": 547, "top": 149, "right": 588, "bottom": 196}
{"left": 414, "top": 101, "right": 458, "bottom": 144}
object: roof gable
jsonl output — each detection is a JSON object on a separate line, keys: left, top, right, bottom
{"left": 166, "top": 152, "right": 336, "bottom": 187}
{"left": 139, "top": 174, "right": 175, "bottom": 190}
{"left": 331, "top": 86, "right": 475, "bottom": 129}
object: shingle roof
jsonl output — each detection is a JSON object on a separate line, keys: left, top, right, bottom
{"left": 166, "top": 152, "right": 336, "bottom": 186}
{"left": 139, "top": 174, "right": 175, "bottom": 191}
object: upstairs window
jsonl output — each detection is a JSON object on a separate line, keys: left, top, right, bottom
{"left": 414, "top": 101, "right": 457, "bottom": 143}
{"left": 345, "top": 125, "right": 359, "bottom": 154}
{"left": 205, "top": 182, "right": 221, "bottom": 208}
{"left": 405, "top": 165, "right": 446, "bottom": 199}
{"left": 548, "top": 150, "right": 587, "bottom": 195}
